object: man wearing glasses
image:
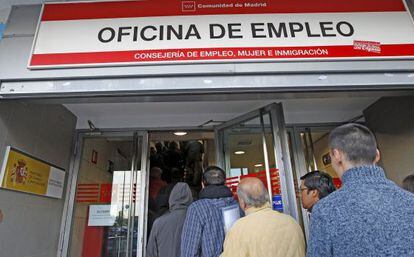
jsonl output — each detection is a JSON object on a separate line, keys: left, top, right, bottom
{"left": 300, "top": 171, "right": 336, "bottom": 213}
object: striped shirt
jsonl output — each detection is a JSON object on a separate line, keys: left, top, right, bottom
{"left": 181, "top": 196, "right": 237, "bottom": 257}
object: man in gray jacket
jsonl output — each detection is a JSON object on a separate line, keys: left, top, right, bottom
{"left": 146, "top": 182, "right": 193, "bottom": 257}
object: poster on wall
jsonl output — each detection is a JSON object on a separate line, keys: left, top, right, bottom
{"left": 28, "top": 0, "right": 414, "bottom": 69}
{"left": 88, "top": 205, "right": 117, "bottom": 226}
{"left": 0, "top": 146, "right": 65, "bottom": 199}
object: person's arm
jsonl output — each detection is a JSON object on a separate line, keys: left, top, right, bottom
{"left": 306, "top": 208, "right": 333, "bottom": 257}
{"left": 146, "top": 221, "right": 159, "bottom": 257}
{"left": 181, "top": 206, "right": 203, "bottom": 257}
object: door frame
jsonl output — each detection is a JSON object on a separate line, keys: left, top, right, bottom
{"left": 57, "top": 130, "right": 149, "bottom": 257}
{"left": 286, "top": 124, "right": 340, "bottom": 241}
{"left": 215, "top": 103, "right": 299, "bottom": 221}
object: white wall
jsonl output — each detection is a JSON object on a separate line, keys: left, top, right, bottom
{"left": 364, "top": 96, "right": 414, "bottom": 185}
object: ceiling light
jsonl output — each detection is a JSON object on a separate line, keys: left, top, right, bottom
{"left": 173, "top": 131, "right": 187, "bottom": 136}
{"left": 234, "top": 151, "right": 245, "bottom": 155}
{"left": 254, "top": 163, "right": 263, "bottom": 167}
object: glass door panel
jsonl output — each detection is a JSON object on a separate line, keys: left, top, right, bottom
{"left": 216, "top": 103, "right": 297, "bottom": 217}
{"left": 223, "top": 116, "right": 265, "bottom": 177}
{"left": 67, "top": 133, "right": 147, "bottom": 257}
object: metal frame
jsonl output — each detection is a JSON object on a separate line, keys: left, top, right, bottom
{"left": 215, "top": 103, "right": 299, "bottom": 218}
{"left": 137, "top": 131, "right": 149, "bottom": 257}
{"left": 286, "top": 123, "right": 340, "bottom": 241}
{"left": 287, "top": 126, "right": 311, "bottom": 241}
{"left": 58, "top": 132, "right": 84, "bottom": 257}
{"left": 2, "top": 72, "right": 414, "bottom": 98}
{"left": 266, "top": 103, "right": 299, "bottom": 220}
{"left": 58, "top": 129, "right": 149, "bottom": 257}
{"left": 259, "top": 111, "right": 273, "bottom": 202}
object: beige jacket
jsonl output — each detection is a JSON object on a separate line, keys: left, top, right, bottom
{"left": 221, "top": 204, "right": 306, "bottom": 257}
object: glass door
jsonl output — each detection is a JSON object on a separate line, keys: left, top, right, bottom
{"left": 215, "top": 103, "right": 299, "bottom": 220}
{"left": 288, "top": 125, "right": 341, "bottom": 240}
{"left": 62, "top": 131, "right": 148, "bottom": 257}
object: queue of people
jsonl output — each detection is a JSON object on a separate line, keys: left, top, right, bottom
{"left": 146, "top": 123, "right": 414, "bottom": 257}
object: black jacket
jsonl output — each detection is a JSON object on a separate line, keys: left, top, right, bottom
{"left": 146, "top": 182, "right": 193, "bottom": 257}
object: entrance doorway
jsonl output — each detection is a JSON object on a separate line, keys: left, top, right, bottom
{"left": 64, "top": 132, "right": 148, "bottom": 257}
{"left": 61, "top": 102, "right": 297, "bottom": 257}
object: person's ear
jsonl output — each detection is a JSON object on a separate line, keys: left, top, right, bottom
{"left": 310, "top": 189, "right": 319, "bottom": 199}
{"left": 239, "top": 197, "right": 247, "bottom": 211}
{"left": 331, "top": 149, "right": 342, "bottom": 163}
{"left": 374, "top": 149, "right": 381, "bottom": 164}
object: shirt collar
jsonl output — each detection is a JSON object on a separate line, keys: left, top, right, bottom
{"left": 341, "top": 165, "right": 386, "bottom": 185}
{"left": 245, "top": 203, "right": 271, "bottom": 216}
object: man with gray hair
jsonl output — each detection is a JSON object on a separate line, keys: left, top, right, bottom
{"left": 307, "top": 123, "right": 414, "bottom": 257}
{"left": 221, "top": 177, "right": 305, "bottom": 257}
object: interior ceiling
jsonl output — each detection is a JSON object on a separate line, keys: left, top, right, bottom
{"left": 64, "top": 97, "right": 379, "bottom": 129}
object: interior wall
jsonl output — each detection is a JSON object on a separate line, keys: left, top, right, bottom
{"left": 312, "top": 134, "right": 338, "bottom": 179}
{"left": 69, "top": 138, "right": 132, "bottom": 257}
{"left": 0, "top": 102, "right": 76, "bottom": 257}
{"left": 364, "top": 96, "right": 414, "bottom": 185}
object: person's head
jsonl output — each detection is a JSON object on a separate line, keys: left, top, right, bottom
{"left": 202, "top": 166, "right": 226, "bottom": 186}
{"left": 150, "top": 167, "right": 162, "bottom": 180}
{"left": 329, "top": 123, "right": 380, "bottom": 178}
{"left": 155, "top": 142, "right": 163, "bottom": 152}
{"left": 300, "top": 171, "right": 336, "bottom": 211}
{"left": 169, "top": 141, "right": 178, "bottom": 150}
{"left": 237, "top": 177, "right": 269, "bottom": 212}
{"left": 171, "top": 167, "right": 184, "bottom": 183}
{"left": 169, "top": 182, "right": 193, "bottom": 210}
{"left": 402, "top": 174, "right": 414, "bottom": 193}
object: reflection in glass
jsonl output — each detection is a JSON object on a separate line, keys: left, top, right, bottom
{"left": 222, "top": 112, "right": 283, "bottom": 212}
{"left": 68, "top": 136, "right": 142, "bottom": 257}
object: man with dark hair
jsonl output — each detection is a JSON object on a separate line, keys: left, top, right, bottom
{"left": 221, "top": 177, "right": 305, "bottom": 257}
{"left": 181, "top": 166, "right": 237, "bottom": 257}
{"left": 300, "top": 171, "right": 336, "bottom": 212}
{"left": 402, "top": 174, "right": 414, "bottom": 193}
{"left": 307, "top": 123, "right": 414, "bottom": 257}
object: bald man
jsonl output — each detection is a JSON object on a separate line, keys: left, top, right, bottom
{"left": 221, "top": 177, "right": 305, "bottom": 257}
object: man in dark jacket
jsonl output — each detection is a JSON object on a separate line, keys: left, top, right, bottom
{"left": 146, "top": 182, "right": 193, "bottom": 257}
{"left": 181, "top": 166, "right": 238, "bottom": 257}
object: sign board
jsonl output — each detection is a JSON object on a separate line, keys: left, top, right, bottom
{"left": 88, "top": 205, "right": 117, "bottom": 226}
{"left": 222, "top": 204, "right": 240, "bottom": 234}
{"left": 272, "top": 195, "right": 283, "bottom": 212}
{"left": 0, "top": 146, "right": 65, "bottom": 199}
{"left": 29, "top": 0, "right": 414, "bottom": 69}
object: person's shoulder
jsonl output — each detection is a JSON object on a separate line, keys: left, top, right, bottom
{"left": 187, "top": 199, "right": 209, "bottom": 213}
{"left": 311, "top": 189, "right": 345, "bottom": 219}
{"left": 276, "top": 211, "right": 300, "bottom": 223}
{"left": 228, "top": 214, "right": 249, "bottom": 232}
{"left": 151, "top": 215, "right": 168, "bottom": 234}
